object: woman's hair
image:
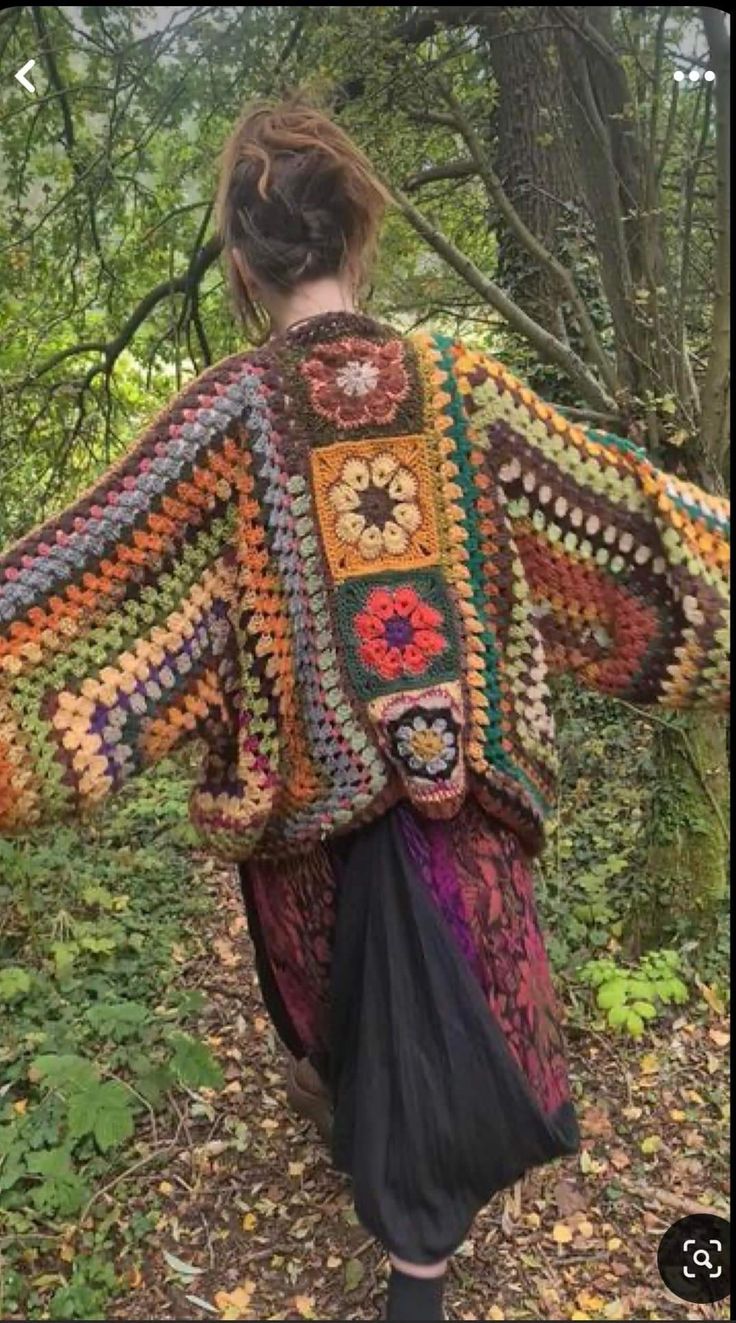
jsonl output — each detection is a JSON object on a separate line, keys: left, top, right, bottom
{"left": 215, "top": 91, "right": 390, "bottom": 340}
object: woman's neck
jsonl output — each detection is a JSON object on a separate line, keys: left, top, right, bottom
{"left": 267, "top": 276, "right": 357, "bottom": 335}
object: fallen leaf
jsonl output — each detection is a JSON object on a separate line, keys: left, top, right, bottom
{"left": 163, "top": 1250, "right": 206, "bottom": 1278}
{"left": 640, "top": 1135, "right": 662, "bottom": 1155}
{"left": 554, "top": 1177, "right": 587, "bottom": 1217}
{"left": 242, "top": 1212, "right": 257, "bottom": 1232}
{"left": 345, "top": 1258, "right": 365, "bottom": 1292}
{"left": 697, "top": 981, "right": 726, "bottom": 1016}
{"left": 577, "top": 1291, "right": 605, "bottom": 1311}
{"left": 12, "top": 1099, "right": 28, "bottom": 1115}
{"left": 213, "top": 938, "right": 240, "bottom": 967}
{"left": 552, "top": 1222, "right": 574, "bottom": 1244}
{"left": 185, "top": 1296, "right": 219, "bottom": 1316}
{"left": 214, "top": 1283, "right": 255, "bottom": 1320}
{"left": 486, "top": 1309, "right": 504, "bottom": 1320}
{"left": 639, "top": 1053, "right": 659, "bottom": 1075}
{"left": 603, "top": 1301, "right": 626, "bottom": 1320}
{"left": 581, "top": 1106, "right": 613, "bottom": 1137}
{"left": 708, "top": 1028, "right": 730, "bottom": 1048}
{"left": 607, "top": 1236, "right": 622, "bottom": 1251}
{"left": 289, "top": 1161, "right": 306, "bottom": 1178}
{"left": 669, "top": 1109, "right": 686, "bottom": 1122}
{"left": 577, "top": 1220, "right": 594, "bottom": 1239}
{"left": 158, "top": 1181, "right": 174, "bottom": 1196}
{"left": 293, "top": 1296, "right": 316, "bottom": 1319}
{"left": 609, "top": 1149, "right": 630, "bottom": 1170}
{"left": 326, "top": 1255, "right": 342, "bottom": 1269}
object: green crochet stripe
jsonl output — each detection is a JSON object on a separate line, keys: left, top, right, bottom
{"left": 434, "top": 337, "right": 550, "bottom": 809}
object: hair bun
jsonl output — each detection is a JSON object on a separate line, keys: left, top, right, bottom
{"left": 215, "top": 91, "right": 390, "bottom": 338}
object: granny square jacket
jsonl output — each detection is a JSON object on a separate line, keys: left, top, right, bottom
{"left": 0, "top": 312, "right": 730, "bottom": 859}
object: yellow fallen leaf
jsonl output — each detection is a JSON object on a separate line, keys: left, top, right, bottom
{"left": 215, "top": 1282, "right": 255, "bottom": 1320}
{"left": 60, "top": 1243, "right": 75, "bottom": 1263}
{"left": 326, "top": 1255, "right": 342, "bottom": 1269}
{"left": 242, "top": 1212, "right": 257, "bottom": 1232}
{"left": 288, "top": 1162, "right": 306, "bottom": 1178}
{"left": 13, "top": 1099, "right": 28, "bottom": 1115}
{"left": 525, "top": 1211, "right": 541, "bottom": 1228}
{"left": 158, "top": 1181, "right": 174, "bottom": 1196}
{"left": 607, "top": 1236, "right": 622, "bottom": 1251}
{"left": 640, "top": 1053, "right": 659, "bottom": 1075}
{"left": 603, "top": 1301, "right": 625, "bottom": 1320}
{"left": 708, "top": 1028, "right": 730, "bottom": 1048}
{"left": 571, "top": 1313, "right": 591, "bottom": 1320}
{"left": 487, "top": 1309, "right": 504, "bottom": 1321}
{"left": 577, "top": 1220, "right": 594, "bottom": 1239}
{"left": 293, "top": 1297, "right": 316, "bottom": 1319}
{"left": 577, "top": 1291, "right": 605, "bottom": 1311}
{"left": 698, "top": 980, "right": 725, "bottom": 1016}
{"left": 622, "top": 1105, "right": 642, "bottom": 1120}
{"left": 669, "top": 1108, "right": 686, "bottom": 1122}
{"left": 260, "top": 1118, "right": 279, "bottom": 1132}
{"left": 641, "top": 1135, "right": 662, "bottom": 1155}
{"left": 552, "top": 1222, "right": 573, "bottom": 1244}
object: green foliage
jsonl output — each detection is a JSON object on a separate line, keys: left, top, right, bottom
{"left": 0, "top": 760, "right": 224, "bottom": 1319}
{"left": 578, "top": 949, "right": 690, "bottom": 1039}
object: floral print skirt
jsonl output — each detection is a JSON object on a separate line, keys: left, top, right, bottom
{"left": 239, "top": 798, "right": 579, "bottom": 1263}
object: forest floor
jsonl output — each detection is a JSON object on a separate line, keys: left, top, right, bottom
{"left": 108, "top": 858, "right": 731, "bottom": 1323}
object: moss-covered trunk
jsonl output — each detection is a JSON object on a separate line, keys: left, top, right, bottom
{"left": 631, "top": 712, "right": 730, "bottom": 949}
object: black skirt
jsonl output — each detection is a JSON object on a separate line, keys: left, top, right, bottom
{"left": 240, "top": 800, "right": 579, "bottom": 1263}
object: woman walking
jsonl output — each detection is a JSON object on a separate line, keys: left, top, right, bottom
{"left": 0, "top": 94, "right": 729, "bottom": 1320}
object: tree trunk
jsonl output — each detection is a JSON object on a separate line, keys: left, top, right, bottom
{"left": 632, "top": 714, "right": 730, "bottom": 950}
{"left": 484, "top": 7, "right": 599, "bottom": 401}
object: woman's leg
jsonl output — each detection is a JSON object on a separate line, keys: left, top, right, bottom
{"left": 386, "top": 1255, "right": 448, "bottom": 1321}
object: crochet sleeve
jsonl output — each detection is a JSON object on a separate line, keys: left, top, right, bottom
{"left": 455, "top": 348, "right": 730, "bottom": 710}
{"left": 0, "top": 358, "right": 250, "bottom": 834}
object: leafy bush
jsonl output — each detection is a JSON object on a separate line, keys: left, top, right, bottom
{"left": 0, "top": 759, "right": 224, "bottom": 1320}
{"left": 577, "top": 949, "right": 690, "bottom": 1038}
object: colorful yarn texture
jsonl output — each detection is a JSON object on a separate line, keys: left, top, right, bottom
{"left": 0, "top": 312, "right": 730, "bottom": 859}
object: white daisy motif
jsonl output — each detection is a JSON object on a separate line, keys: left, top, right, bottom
{"left": 396, "top": 714, "right": 458, "bottom": 777}
{"left": 335, "top": 359, "right": 380, "bottom": 398}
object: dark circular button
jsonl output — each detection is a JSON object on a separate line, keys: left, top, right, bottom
{"left": 657, "top": 1214, "right": 730, "bottom": 1303}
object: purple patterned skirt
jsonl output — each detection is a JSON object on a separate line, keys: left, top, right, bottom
{"left": 239, "top": 798, "right": 578, "bottom": 1263}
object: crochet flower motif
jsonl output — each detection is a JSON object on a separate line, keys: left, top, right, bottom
{"left": 300, "top": 339, "right": 409, "bottom": 427}
{"left": 391, "top": 706, "right": 460, "bottom": 781}
{"left": 354, "top": 585, "right": 447, "bottom": 681}
{"left": 328, "top": 452, "right": 422, "bottom": 561}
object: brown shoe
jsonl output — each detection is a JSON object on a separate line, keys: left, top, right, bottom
{"left": 285, "top": 1057, "right": 333, "bottom": 1145}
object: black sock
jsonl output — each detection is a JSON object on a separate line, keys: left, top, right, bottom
{"left": 385, "top": 1266, "right": 446, "bottom": 1321}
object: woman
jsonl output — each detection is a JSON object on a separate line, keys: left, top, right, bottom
{"left": 0, "top": 94, "right": 729, "bottom": 1321}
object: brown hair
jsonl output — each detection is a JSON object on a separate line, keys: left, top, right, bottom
{"left": 215, "top": 91, "right": 390, "bottom": 341}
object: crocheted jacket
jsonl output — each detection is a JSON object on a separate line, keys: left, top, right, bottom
{"left": 0, "top": 312, "right": 730, "bottom": 860}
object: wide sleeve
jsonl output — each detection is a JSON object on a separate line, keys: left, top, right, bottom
{"left": 454, "top": 347, "right": 730, "bottom": 710}
{"left": 0, "top": 356, "right": 252, "bottom": 834}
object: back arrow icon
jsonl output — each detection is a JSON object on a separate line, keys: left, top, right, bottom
{"left": 15, "top": 59, "right": 36, "bottom": 94}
